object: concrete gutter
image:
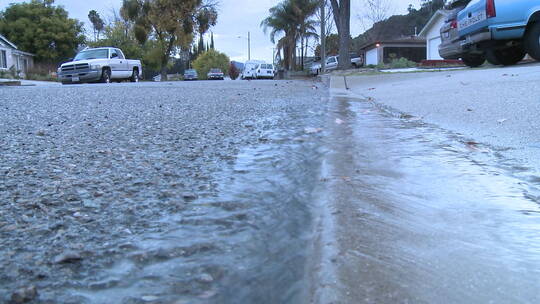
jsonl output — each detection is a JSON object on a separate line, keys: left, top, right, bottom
{"left": 0, "top": 80, "right": 21, "bottom": 86}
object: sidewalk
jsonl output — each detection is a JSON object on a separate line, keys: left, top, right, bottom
{"left": 331, "top": 63, "right": 540, "bottom": 173}
{"left": 310, "top": 69, "right": 540, "bottom": 303}
{"left": 0, "top": 78, "right": 61, "bottom": 86}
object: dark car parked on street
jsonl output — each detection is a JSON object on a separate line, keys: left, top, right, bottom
{"left": 184, "top": 69, "right": 198, "bottom": 81}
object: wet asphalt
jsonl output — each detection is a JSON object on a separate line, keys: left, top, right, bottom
{"left": 1, "top": 79, "right": 540, "bottom": 304}
{"left": 0, "top": 80, "right": 327, "bottom": 303}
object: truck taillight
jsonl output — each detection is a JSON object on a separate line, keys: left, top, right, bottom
{"left": 451, "top": 20, "right": 458, "bottom": 29}
{"left": 486, "top": 0, "right": 496, "bottom": 18}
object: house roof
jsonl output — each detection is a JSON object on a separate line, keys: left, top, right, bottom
{"left": 419, "top": 10, "right": 450, "bottom": 37}
{"left": 0, "top": 34, "right": 18, "bottom": 49}
{"left": 0, "top": 33, "right": 35, "bottom": 56}
{"left": 359, "top": 36, "right": 426, "bottom": 51}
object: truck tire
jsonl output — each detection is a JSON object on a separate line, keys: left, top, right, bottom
{"left": 486, "top": 46, "right": 526, "bottom": 66}
{"left": 100, "top": 68, "right": 111, "bottom": 83}
{"left": 130, "top": 69, "right": 139, "bottom": 82}
{"left": 461, "top": 54, "right": 485, "bottom": 68}
{"left": 525, "top": 22, "right": 540, "bottom": 61}
{"left": 485, "top": 51, "right": 501, "bottom": 65}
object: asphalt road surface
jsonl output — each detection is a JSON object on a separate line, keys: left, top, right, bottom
{"left": 0, "top": 80, "right": 328, "bottom": 303}
{"left": 1, "top": 76, "right": 540, "bottom": 304}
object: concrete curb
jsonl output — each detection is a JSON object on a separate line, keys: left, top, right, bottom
{"left": 0, "top": 80, "right": 21, "bottom": 86}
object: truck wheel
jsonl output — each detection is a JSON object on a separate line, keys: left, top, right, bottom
{"left": 485, "top": 51, "right": 501, "bottom": 65}
{"left": 461, "top": 54, "right": 485, "bottom": 68}
{"left": 486, "top": 46, "right": 526, "bottom": 66}
{"left": 525, "top": 22, "right": 540, "bottom": 61}
{"left": 100, "top": 68, "right": 111, "bottom": 83}
{"left": 130, "top": 69, "right": 139, "bottom": 82}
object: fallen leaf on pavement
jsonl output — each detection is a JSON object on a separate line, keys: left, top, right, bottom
{"left": 304, "top": 127, "right": 323, "bottom": 134}
{"left": 368, "top": 88, "right": 376, "bottom": 90}
{"left": 497, "top": 118, "right": 508, "bottom": 124}
{"left": 335, "top": 118, "right": 344, "bottom": 125}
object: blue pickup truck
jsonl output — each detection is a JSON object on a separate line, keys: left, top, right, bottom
{"left": 446, "top": 0, "right": 540, "bottom": 67}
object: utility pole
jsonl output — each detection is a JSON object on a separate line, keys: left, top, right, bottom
{"left": 248, "top": 31, "right": 251, "bottom": 61}
{"left": 320, "top": 0, "right": 326, "bottom": 73}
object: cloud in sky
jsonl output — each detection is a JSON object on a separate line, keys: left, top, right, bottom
{"left": 0, "top": 0, "right": 423, "bottom": 63}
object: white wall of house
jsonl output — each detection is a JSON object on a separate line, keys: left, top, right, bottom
{"left": 0, "top": 38, "right": 34, "bottom": 75}
{"left": 366, "top": 48, "right": 379, "bottom": 65}
{"left": 0, "top": 41, "right": 14, "bottom": 71}
{"left": 423, "top": 13, "right": 445, "bottom": 60}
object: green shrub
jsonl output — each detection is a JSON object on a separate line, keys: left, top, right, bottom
{"left": 192, "top": 49, "right": 230, "bottom": 80}
{"left": 0, "top": 69, "right": 12, "bottom": 79}
{"left": 25, "top": 63, "right": 58, "bottom": 82}
{"left": 388, "top": 57, "right": 417, "bottom": 69}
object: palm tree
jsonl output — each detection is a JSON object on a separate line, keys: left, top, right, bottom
{"left": 261, "top": 0, "right": 320, "bottom": 71}
{"left": 261, "top": 1, "right": 297, "bottom": 70}
{"left": 291, "top": 0, "right": 320, "bottom": 69}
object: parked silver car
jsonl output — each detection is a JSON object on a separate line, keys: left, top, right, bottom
{"left": 439, "top": 2, "right": 470, "bottom": 61}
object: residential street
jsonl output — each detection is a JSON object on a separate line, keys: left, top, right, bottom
{"left": 0, "top": 80, "right": 328, "bottom": 303}
{"left": 1, "top": 69, "right": 540, "bottom": 304}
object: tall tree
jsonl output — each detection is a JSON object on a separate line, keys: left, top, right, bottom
{"left": 121, "top": 0, "right": 217, "bottom": 80}
{"left": 196, "top": 7, "right": 218, "bottom": 54}
{"left": 0, "top": 0, "right": 85, "bottom": 63}
{"left": 88, "top": 10, "right": 105, "bottom": 41}
{"left": 261, "top": 0, "right": 319, "bottom": 71}
{"left": 329, "top": 0, "right": 351, "bottom": 69}
{"left": 261, "top": 1, "right": 297, "bottom": 70}
{"left": 210, "top": 32, "right": 215, "bottom": 49}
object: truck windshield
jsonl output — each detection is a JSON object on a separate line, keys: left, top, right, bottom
{"left": 74, "top": 49, "right": 109, "bottom": 61}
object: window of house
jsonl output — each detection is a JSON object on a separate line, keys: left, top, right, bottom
{"left": 0, "top": 50, "right": 7, "bottom": 69}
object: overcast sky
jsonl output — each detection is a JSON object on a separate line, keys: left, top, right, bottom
{"left": 0, "top": 0, "right": 423, "bottom": 62}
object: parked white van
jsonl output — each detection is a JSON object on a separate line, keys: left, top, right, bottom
{"left": 241, "top": 60, "right": 265, "bottom": 79}
{"left": 254, "top": 63, "right": 275, "bottom": 79}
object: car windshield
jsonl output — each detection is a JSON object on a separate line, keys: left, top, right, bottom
{"left": 210, "top": 69, "right": 222, "bottom": 73}
{"left": 74, "top": 49, "right": 109, "bottom": 61}
{"left": 185, "top": 70, "right": 197, "bottom": 75}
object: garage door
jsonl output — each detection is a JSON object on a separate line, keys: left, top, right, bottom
{"left": 428, "top": 37, "right": 442, "bottom": 60}
{"left": 366, "top": 48, "right": 378, "bottom": 65}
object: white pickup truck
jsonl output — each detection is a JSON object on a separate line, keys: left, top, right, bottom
{"left": 57, "top": 47, "right": 142, "bottom": 84}
{"left": 310, "top": 53, "right": 362, "bottom": 75}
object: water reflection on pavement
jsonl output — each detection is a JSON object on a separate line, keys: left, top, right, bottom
{"left": 322, "top": 94, "right": 540, "bottom": 303}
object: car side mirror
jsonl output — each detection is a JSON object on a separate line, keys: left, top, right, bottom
{"left": 111, "top": 53, "right": 118, "bottom": 59}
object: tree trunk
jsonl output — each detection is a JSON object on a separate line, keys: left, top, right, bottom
{"left": 161, "top": 51, "right": 168, "bottom": 81}
{"left": 301, "top": 36, "right": 304, "bottom": 71}
{"left": 330, "top": 0, "right": 341, "bottom": 34}
{"left": 337, "top": 0, "right": 351, "bottom": 70}
{"left": 160, "top": 37, "right": 176, "bottom": 81}
{"left": 283, "top": 45, "right": 290, "bottom": 70}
